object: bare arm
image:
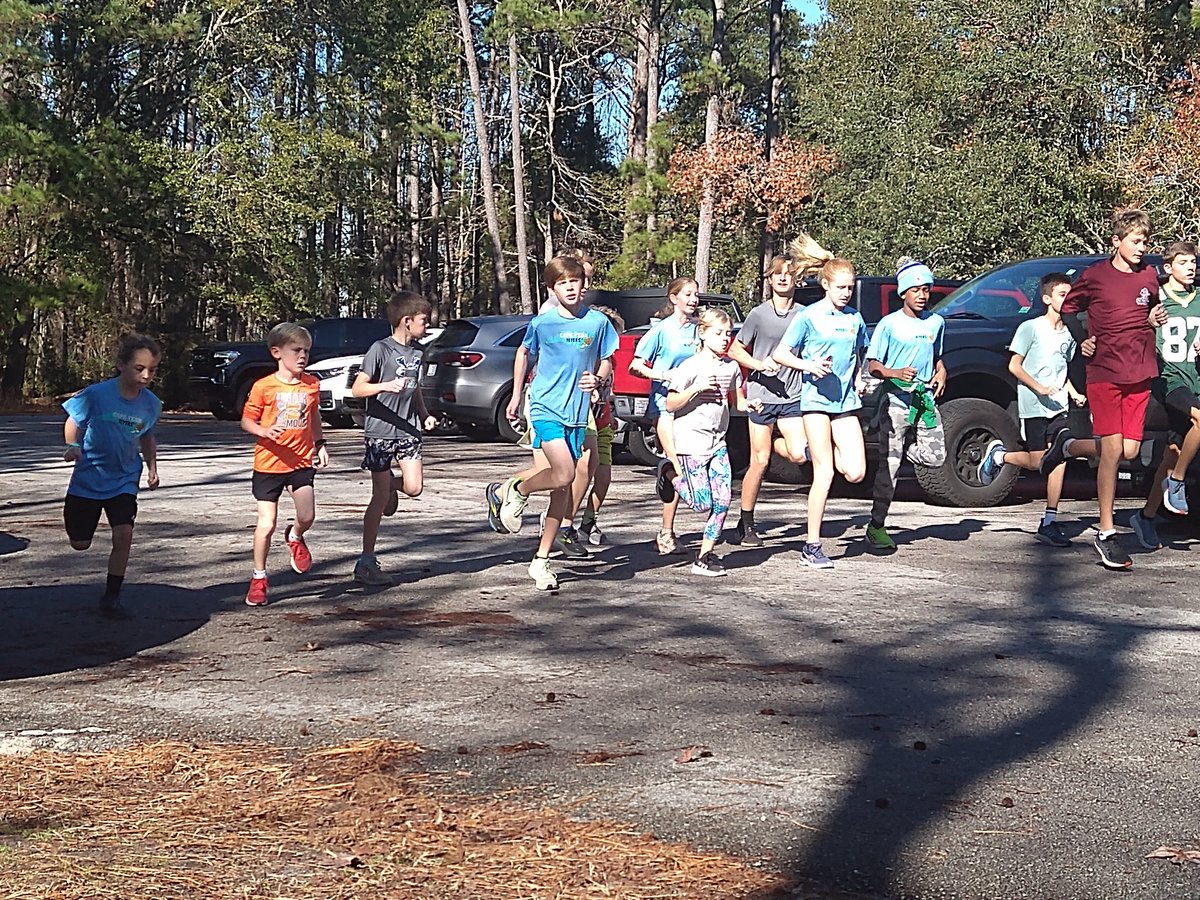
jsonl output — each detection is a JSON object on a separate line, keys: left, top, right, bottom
{"left": 139, "top": 432, "right": 159, "bottom": 488}
{"left": 63, "top": 417, "right": 82, "bottom": 462}
{"left": 867, "top": 359, "right": 919, "bottom": 382}
{"left": 728, "top": 339, "right": 778, "bottom": 375}
{"left": 351, "top": 371, "right": 400, "bottom": 399}
{"left": 771, "top": 344, "right": 829, "bottom": 376}
{"left": 1007, "top": 353, "right": 1056, "bottom": 396}
{"left": 629, "top": 356, "right": 665, "bottom": 381}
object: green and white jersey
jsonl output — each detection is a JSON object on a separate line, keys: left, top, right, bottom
{"left": 1155, "top": 286, "right": 1200, "bottom": 396}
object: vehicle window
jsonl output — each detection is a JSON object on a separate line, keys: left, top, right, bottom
{"left": 930, "top": 258, "right": 1101, "bottom": 320}
{"left": 346, "top": 318, "right": 389, "bottom": 343}
{"left": 499, "top": 326, "right": 528, "bottom": 347}
{"left": 311, "top": 320, "right": 348, "bottom": 345}
{"left": 431, "top": 321, "right": 480, "bottom": 348}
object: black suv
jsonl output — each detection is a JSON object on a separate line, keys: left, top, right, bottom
{"left": 188, "top": 317, "right": 391, "bottom": 420}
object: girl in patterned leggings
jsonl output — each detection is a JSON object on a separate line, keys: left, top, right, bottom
{"left": 666, "top": 308, "right": 763, "bottom": 576}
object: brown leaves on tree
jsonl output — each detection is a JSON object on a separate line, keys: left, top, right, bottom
{"left": 668, "top": 129, "right": 836, "bottom": 233}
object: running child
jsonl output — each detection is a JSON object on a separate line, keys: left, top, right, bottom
{"left": 976, "top": 272, "right": 1089, "bottom": 546}
{"left": 485, "top": 256, "right": 619, "bottom": 591}
{"left": 666, "top": 307, "right": 761, "bottom": 576}
{"left": 726, "top": 254, "right": 810, "bottom": 547}
{"left": 350, "top": 291, "right": 439, "bottom": 585}
{"left": 241, "top": 323, "right": 329, "bottom": 606}
{"left": 1127, "top": 241, "right": 1200, "bottom": 549}
{"left": 771, "top": 238, "right": 868, "bottom": 568}
{"left": 628, "top": 277, "right": 701, "bottom": 556}
{"left": 1042, "top": 209, "right": 1160, "bottom": 569}
{"left": 864, "top": 257, "right": 948, "bottom": 551}
{"left": 61, "top": 333, "right": 162, "bottom": 619}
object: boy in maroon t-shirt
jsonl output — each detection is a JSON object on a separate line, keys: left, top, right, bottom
{"left": 1038, "top": 209, "right": 1160, "bottom": 570}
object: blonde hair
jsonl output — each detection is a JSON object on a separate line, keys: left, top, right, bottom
{"left": 266, "top": 322, "right": 312, "bottom": 349}
{"left": 788, "top": 233, "right": 854, "bottom": 284}
{"left": 1111, "top": 209, "right": 1151, "bottom": 241}
{"left": 764, "top": 255, "right": 792, "bottom": 278}
{"left": 697, "top": 306, "right": 731, "bottom": 333}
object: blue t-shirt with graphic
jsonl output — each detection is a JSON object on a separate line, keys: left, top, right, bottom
{"left": 523, "top": 307, "right": 619, "bottom": 428}
{"left": 634, "top": 316, "right": 700, "bottom": 415}
{"left": 62, "top": 378, "right": 161, "bottom": 499}
{"left": 866, "top": 309, "right": 945, "bottom": 387}
{"left": 780, "top": 299, "right": 868, "bottom": 414}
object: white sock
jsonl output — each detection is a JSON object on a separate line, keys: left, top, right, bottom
{"left": 1042, "top": 508, "right": 1057, "bottom": 526}
{"left": 252, "top": 569, "right": 267, "bottom": 579}
{"left": 1098, "top": 528, "right": 1116, "bottom": 540}
{"left": 992, "top": 446, "right": 1007, "bottom": 466}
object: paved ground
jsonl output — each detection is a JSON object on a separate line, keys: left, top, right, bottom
{"left": 3, "top": 413, "right": 1200, "bottom": 899}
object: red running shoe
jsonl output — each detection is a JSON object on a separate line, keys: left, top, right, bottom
{"left": 245, "top": 576, "right": 268, "bottom": 606}
{"left": 284, "top": 524, "right": 312, "bottom": 574}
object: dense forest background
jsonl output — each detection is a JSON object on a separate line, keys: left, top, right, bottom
{"left": 3, "top": 0, "right": 1200, "bottom": 403}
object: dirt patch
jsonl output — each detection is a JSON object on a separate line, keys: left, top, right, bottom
{"left": 0, "top": 739, "right": 792, "bottom": 899}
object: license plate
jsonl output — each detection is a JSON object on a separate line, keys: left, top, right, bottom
{"left": 426, "top": 363, "right": 438, "bottom": 376}
{"left": 633, "top": 397, "right": 648, "bottom": 417}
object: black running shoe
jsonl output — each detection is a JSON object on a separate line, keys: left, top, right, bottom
{"left": 553, "top": 527, "right": 591, "bottom": 559}
{"left": 1039, "top": 428, "right": 1073, "bottom": 476}
{"left": 1034, "top": 522, "right": 1071, "bottom": 548}
{"left": 1093, "top": 532, "right": 1132, "bottom": 570}
{"left": 656, "top": 458, "right": 677, "bottom": 503}
{"left": 485, "top": 482, "right": 509, "bottom": 534}
{"left": 691, "top": 552, "right": 727, "bottom": 577}
{"left": 733, "top": 519, "right": 763, "bottom": 547}
{"left": 98, "top": 593, "right": 132, "bottom": 620}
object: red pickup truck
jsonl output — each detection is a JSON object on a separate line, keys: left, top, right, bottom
{"left": 610, "top": 277, "right": 961, "bottom": 473}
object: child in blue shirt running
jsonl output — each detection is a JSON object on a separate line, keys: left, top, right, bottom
{"left": 61, "top": 334, "right": 163, "bottom": 619}
{"left": 486, "top": 256, "right": 619, "bottom": 591}
{"left": 863, "top": 257, "right": 947, "bottom": 551}
{"left": 772, "top": 236, "right": 868, "bottom": 568}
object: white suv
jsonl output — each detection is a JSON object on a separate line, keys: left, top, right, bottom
{"left": 308, "top": 355, "right": 363, "bottom": 428}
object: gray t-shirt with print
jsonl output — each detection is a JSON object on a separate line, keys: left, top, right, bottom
{"left": 737, "top": 301, "right": 804, "bottom": 403}
{"left": 362, "top": 337, "right": 423, "bottom": 440}
{"left": 669, "top": 354, "right": 743, "bottom": 459}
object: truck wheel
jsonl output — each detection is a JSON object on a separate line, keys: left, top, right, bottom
{"left": 914, "top": 397, "right": 1021, "bottom": 507}
{"left": 627, "top": 425, "right": 662, "bottom": 466}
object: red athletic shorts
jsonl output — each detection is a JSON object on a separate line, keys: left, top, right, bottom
{"left": 1086, "top": 379, "right": 1150, "bottom": 440}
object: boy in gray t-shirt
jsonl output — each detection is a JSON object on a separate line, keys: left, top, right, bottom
{"left": 349, "top": 291, "right": 439, "bottom": 585}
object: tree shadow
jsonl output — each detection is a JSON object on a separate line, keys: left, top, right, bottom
{"left": 0, "top": 532, "right": 30, "bottom": 555}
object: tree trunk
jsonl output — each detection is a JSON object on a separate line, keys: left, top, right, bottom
{"left": 508, "top": 26, "right": 533, "bottom": 314}
{"left": 644, "top": 0, "right": 662, "bottom": 255}
{"left": 454, "top": 0, "right": 511, "bottom": 312}
{"left": 408, "top": 150, "right": 422, "bottom": 294}
{"left": 694, "top": 0, "right": 727, "bottom": 293}
{"left": 758, "top": 0, "right": 784, "bottom": 299}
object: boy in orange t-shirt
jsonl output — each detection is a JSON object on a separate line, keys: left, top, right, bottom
{"left": 240, "top": 323, "right": 330, "bottom": 606}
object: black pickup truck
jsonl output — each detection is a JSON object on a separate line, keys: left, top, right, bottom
{"left": 188, "top": 317, "right": 390, "bottom": 420}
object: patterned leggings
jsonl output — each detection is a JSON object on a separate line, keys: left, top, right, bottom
{"left": 674, "top": 446, "right": 732, "bottom": 542}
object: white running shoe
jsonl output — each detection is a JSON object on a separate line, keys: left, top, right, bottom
{"left": 499, "top": 478, "right": 528, "bottom": 534}
{"left": 528, "top": 555, "right": 558, "bottom": 591}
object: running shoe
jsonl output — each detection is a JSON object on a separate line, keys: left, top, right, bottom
{"left": 656, "top": 529, "right": 684, "bottom": 556}
{"left": 656, "top": 458, "right": 677, "bottom": 503}
{"left": 383, "top": 475, "right": 400, "bottom": 517}
{"left": 284, "top": 524, "right": 312, "bottom": 574}
{"left": 528, "top": 555, "right": 559, "bottom": 591}
{"left": 579, "top": 519, "right": 605, "bottom": 546}
{"left": 1034, "top": 522, "right": 1071, "bottom": 548}
{"left": 691, "top": 551, "right": 727, "bottom": 577}
{"left": 1038, "top": 428, "right": 1073, "bottom": 476}
{"left": 353, "top": 556, "right": 395, "bottom": 585}
{"left": 245, "top": 576, "right": 268, "bottom": 606}
{"left": 485, "top": 482, "right": 508, "bottom": 534}
{"left": 865, "top": 523, "right": 896, "bottom": 551}
{"left": 732, "top": 519, "right": 764, "bottom": 547}
{"left": 554, "top": 527, "right": 591, "bottom": 559}
{"left": 98, "top": 592, "right": 132, "bottom": 620}
{"left": 977, "top": 439, "right": 1006, "bottom": 487}
{"left": 1163, "top": 476, "right": 1189, "bottom": 516}
{"left": 798, "top": 542, "right": 834, "bottom": 569}
{"left": 1130, "top": 512, "right": 1162, "bottom": 551}
{"left": 499, "top": 478, "right": 528, "bottom": 534}
{"left": 1093, "top": 531, "right": 1132, "bottom": 569}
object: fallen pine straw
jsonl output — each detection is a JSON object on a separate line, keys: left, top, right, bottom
{"left": 0, "top": 739, "right": 792, "bottom": 899}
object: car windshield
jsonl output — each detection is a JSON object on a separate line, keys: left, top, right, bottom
{"left": 929, "top": 257, "right": 1102, "bottom": 320}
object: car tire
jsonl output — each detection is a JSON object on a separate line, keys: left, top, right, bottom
{"left": 211, "top": 405, "right": 240, "bottom": 422}
{"left": 913, "top": 397, "right": 1021, "bottom": 507}
{"left": 495, "top": 390, "right": 524, "bottom": 444}
{"left": 459, "top": 421, "right": 498, "bottom": 441}
{"left": 322, "top": 414, "right": 354, "bottom": 429}
{"left": 627, "top": 424, "right": 662, "bottom": 466}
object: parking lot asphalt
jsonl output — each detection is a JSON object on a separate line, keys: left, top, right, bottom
{"left": 3, "top": 413, "right": 1200, "bottom": 899}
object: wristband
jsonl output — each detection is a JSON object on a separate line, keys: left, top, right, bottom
{"left": 315, "top": 439, "right": 327, "bottom": 449}
{"left": 66, "top": 441, "right": 81, "bottom": 448}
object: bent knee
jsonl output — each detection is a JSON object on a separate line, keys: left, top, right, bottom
{"left": 842, "top": 466, "right": 867, "bottom": 484}
{"left": 403, "top": 482, "right": 424, "bottom": 498}
{"left": 1123, "top": 447, "right": 1141, "bottom": 461}
{"left": 70, "top": 540, "right": 91, "bottom": 551}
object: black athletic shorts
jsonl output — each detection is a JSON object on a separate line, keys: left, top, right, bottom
{"left": 63, "top": 493, "right": 138, "bottom": 543}
{"left": 1163, "top": 386, "right": 1200, "bottom": 441}
{"left": 252, "top": 467, "right": 316, "bottom": 502}
{"left": 1021, "top": 413, "right": 1070, "bottom": 452}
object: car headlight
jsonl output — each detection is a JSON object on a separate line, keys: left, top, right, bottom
{"left": 309, "top": 365, "right": 348, "bottom": 380}
{"left": 212, "top": 350, "right": 240, "bottom": 365}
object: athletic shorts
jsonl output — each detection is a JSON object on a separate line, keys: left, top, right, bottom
{"left": 1021, "top": 413, "right": 1070, "bottom": 451}
{"left": 361, "top": 435, "right": 422, "bottom": 472}
{"left": 1162, "top": 386, "right": 1200, "bottom": 441}
{"left": 63, "top": 493, "right": 137, "bottom": 543}
{"left": 252, "top": 467, "right": 316, "bottom": 502}
{"left": 1086, "top": 380, "right": 1150, "bottom": 441}
{"left": 531, "top": 419, "right": 586, "bottom": 461}
{"left": 595, "top": 425, "right": 614, "bottom": 467}
{"left": 748, "top": 400, "right": 804, "bottom": 426}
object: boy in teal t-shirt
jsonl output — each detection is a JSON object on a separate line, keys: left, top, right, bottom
{"left": 864, "top": 257, "right": 947, "bottom": 551}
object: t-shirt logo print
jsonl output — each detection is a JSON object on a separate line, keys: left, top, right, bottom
{"left": 1136, "top": 287, "right": 1152, "bottom": 307}
{"left": 553, "top": 331, "right": 594, "bottom": 348}
{"left": 274, "top": 392, "right": 309, "bottom": 430}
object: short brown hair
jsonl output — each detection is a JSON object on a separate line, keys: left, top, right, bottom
{"left": 386, "top": 291, "right": 433, "bottom": 329}
{"left": 1111, "top": 209, "right": 1151, "bottom": 241}
{"left": 544, "top": 256, "right": 586, "bottom": 289}
{"left": 1163, "top": 240, "right": 1197, "bottom": 264}
{"left": 266, "top": 322, "right": 312, "bottom": 349}
{"left": 116, "top": 333, "right": 161, "bottom": 364}
{"left": 1039, "top": 272, "right": 1072, "bottom": 298}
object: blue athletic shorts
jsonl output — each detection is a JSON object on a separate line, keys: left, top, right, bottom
{"left": 531, "top": 419, "right": 586, "bottom": 460}
{"left": 748, "top": 400, "right": 804, "bottom": 426}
